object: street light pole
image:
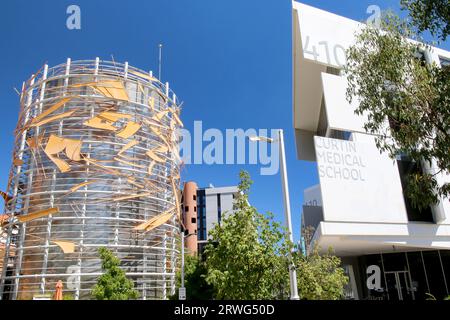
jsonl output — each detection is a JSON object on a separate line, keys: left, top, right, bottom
{"left": 277, "top": 129, "right": 299, "bottom": 300}
{"left": 249, "top": 130, "right": 300, "bottom": 300}
{"left": 181, "top": 229, "right": 185, "bottom": 289}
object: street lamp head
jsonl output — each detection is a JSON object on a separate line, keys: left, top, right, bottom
{"left": 248, "top": 135, "right": 274, "bottom": 143}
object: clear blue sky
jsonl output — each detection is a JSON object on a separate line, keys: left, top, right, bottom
{"left": 0, "top": 0, "right": 448, "bottom": 241}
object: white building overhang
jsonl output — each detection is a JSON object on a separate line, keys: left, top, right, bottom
{"left": 313, "top": 221, "right": 450, "bottom": 257}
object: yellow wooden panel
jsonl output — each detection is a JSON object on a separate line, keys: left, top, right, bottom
{"left": 31, "top": 97, "right": 72, "bottom": 125}
{"left": 51, "top": 240, "right": 76, "bottom": 254}
{"left": 172, "top": 112, "right": 183, "bottom": 127}
{"left": 129, "top": 70, "right": 157, "bottom": 82}
{"left": 114, "top": 157, "right": 146, "bottom": 169}
{"left": 13, "top": 158, "right": 24, "bottom": 166}
{"left": 31, "top": 110, "right": 76, "bottom": 127}
{"left": 118, "top": 140, "right": 139, "bottom": 155}
{"left": 133, "top": 210, "right": 174, "bottom": 231}
{"left": 112, "top": 192, "right": 152, "bottom": 202}
{"left": 83, "top": 116, "right": 117, "bottom": 131}
{"left": 98, "top": 111, "right": 132, "bottom": 122}
{"left": 147, "top": 161, "right": 156, "bottom": 175}
{"left": 18, "top": 207, "right": 59, "bottom": 223}
{"left": 146, "top": 150, "right": 165, "bottom": 163}
{"left": 69, "top": 181, "right": 95, "bottom": 193}
{"left": 153, "top": 110, "right": 169, "bottom": 122}
{"left": 116, "top": 122, "right": 141, "bottom": 139}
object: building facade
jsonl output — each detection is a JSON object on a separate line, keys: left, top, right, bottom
{"left": 0, "top": 59, "right": 183, "bottom": 300}
{"left": 182, "top": 183, "right": 238, "bottom": 255}
{"left": 293, "top": 2, "right": 450, "bottom": 300}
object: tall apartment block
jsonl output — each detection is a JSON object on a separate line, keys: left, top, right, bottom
{"left": 0, "top": 59, "right": 183, "bottom": 300}
{"left": 182, "top": 182, "right": 238, "bottom": 255}
{"left": 293, "top": 2, "right": 450, "bottom": 300}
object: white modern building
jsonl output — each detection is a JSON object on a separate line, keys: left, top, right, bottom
{"left": 293, "top": 2, "right": 450, "bottom": 300}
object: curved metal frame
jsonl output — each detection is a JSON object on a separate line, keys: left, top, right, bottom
{"left": 0, "top": 59, "right": 182, "bottom": 300}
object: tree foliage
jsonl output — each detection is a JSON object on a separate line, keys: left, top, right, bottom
{"left": 346, "top": 12, "right": 450, "bottom": 210}
{"left": 204, "top": 171, "right": 292, "bottom": 299}
{"left": 170, "top": 255, "right": 214, "bottom": 300}
{"left": 294, "top": 247, "right": 348, "bottom": 300}
{"left": 401, "top": 0, "right": 450, "bottom": 42}
{"left": 91, "top": 247, "right": 139, "bottom": 300}
{"left": 203, "top": 171, "right": 348, "bottom": 300}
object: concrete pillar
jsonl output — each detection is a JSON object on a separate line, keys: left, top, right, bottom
{"left": 182, "top": 182, "right": 198, "bottom": 255}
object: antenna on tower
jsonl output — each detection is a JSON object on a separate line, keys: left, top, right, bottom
{"left": 158, "top": 43, "right": 163, "bottom": 81}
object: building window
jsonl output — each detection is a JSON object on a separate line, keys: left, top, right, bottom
{"left": 184, "top": 206, "right": 189, "bottom": 212}
{"left": 439, "top": 56, "right": 450, "bottom": 67}
{"left": 191, "top": 217, "right": 196, "bottom": 224}
{"left": 396, "top": 159, "right": 434, "bottom": 222}
{"left": 217, "top": 194, "right": 222, "bottom": 222}
{"left": 329, "top": 129, "right": 352, "bottom": 141}
{"left": 194, "top": 206, "right": 197, "bottom": 212}
{"left": 193, "top": 195, "right": 197, "bottom": 201}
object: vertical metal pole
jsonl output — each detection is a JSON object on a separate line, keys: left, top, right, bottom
{"left": 278, "top": 129, "right": 299, "bottom": 300}
{"left": 162, "top": 233, "right": 167, "bottom": 299}
{"left": 158, "top": 44, "right": 163, "bottom": 81}
{"left": 180, "top": 230, "right": 185, "bottom": 296}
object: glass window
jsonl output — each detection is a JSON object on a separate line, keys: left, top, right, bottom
{"left": 440, "top": 56, "right": 450, "bottom": 67}
{"left": 191, "top": 217, "right": 196, "bottom": 224}
{"left": 422, "top": 251, "right": 448, "bottom": 299}
{"left": 406, "top": 252, "right": 429, "bottom": 300}
{"left": 382, "top": 252, "right": 408, "bottom": 272}
{"left": 396, "top": 159, "right": 434, "bottom": 222}
{"left": 357, "top": 254, "right": 387, "bottom": 300}
{"left": 184, "top": 206, "right": 189, "bottom": 212}
{"left": 193, "top": 195, "right": 197, "bottom": 201}
{"left": 439, "top": 250, "right": 450, "bottom": 295}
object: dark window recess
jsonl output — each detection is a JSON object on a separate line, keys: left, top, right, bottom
{"left": 397, "top": 159, "right": 434, "bottom": 222}
{"left": 317, "top": 97, "right": 328, "bottom": 137}
{"left": 191, "top": 217, "right": 197, "bottom": 224}
{"left": 194, "top": 229, "right": 197, "bottom": 235}
{"left": 217, "top": 194, "right": 222, "bottom": 222}
{"left": 184, "top": 206, "right": 189, "bottom": 212}
{"left": 184, "top": 229, "right": 189, "bottom": 236}
{"left": 194, "top": 206, "right": 197, "bottom": 212}
{"left": 193, "top": 195, "right": 197, "bottom": 201}
{"left": 422, "top": 251, "right": 448, "bottom": 299}
{"left": 440, "top": 57, "right": 450, "bottom": 67}
{"left": 329, "top": 129, "right": 352, "bottom": 141}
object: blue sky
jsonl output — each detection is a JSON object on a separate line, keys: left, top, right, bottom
{"left": 0, "top": 0, "right": 448, "bottom": 241}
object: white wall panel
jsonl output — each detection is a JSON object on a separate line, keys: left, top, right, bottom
{"left": 315, "top": 135, "right": 408, "bottom": 223}
{"left": 322, "top": 73, "right": 368, "bottom": 133}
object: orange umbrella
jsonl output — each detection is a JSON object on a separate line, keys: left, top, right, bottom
{"left": 54, "top": 280, "right": 63, "bottom": 300}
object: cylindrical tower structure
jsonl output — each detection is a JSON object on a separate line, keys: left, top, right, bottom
{"left": 0, "top": 59, "right": 183, "bottom": 300}
{"left": 182, "top": 182, "right": 198, "bottom": 255}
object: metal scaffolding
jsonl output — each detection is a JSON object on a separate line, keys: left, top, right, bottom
{"left": 0, "top": 59, "right": 183, "bottom": 300}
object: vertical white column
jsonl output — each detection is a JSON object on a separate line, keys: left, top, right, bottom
{"left": 278, "top": 129, "right": 299, "bottom": 300}
{"left": 38, "top": 65, "right": 50, "bottom": 295}
{"left": 162, "top": 233, "right": 167, "bottom": 299}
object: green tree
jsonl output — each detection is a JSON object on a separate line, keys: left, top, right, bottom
{"left": 346, "top": 11, "right": 450, "bottom": 211}
{"left": 401, "top": 0, "right": 450, "bottom": 42}
{"left": 294, "top": 247, "right": 348, "bottom": 300}
{"left": 91, "top": 247, "right": 139, "bottom": 300}
{"left": 204, "top": 171, "right": 291, "bottom": 299}
{"left": 170, "top": 255, "right": 214, "bottom": 300}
